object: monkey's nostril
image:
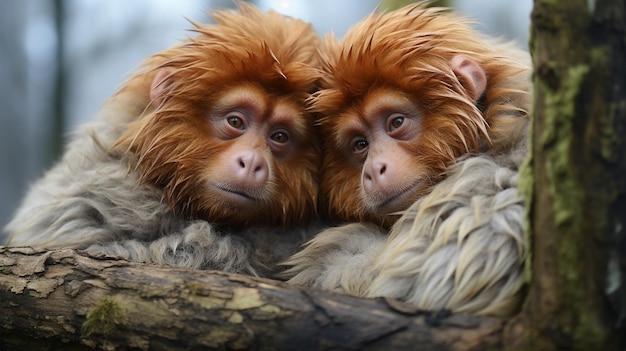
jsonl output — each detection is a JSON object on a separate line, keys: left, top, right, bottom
{"left": 380, "top": 165, "right": 386, "bottom": 175}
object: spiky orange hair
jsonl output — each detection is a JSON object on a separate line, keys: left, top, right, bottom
{"left": 313, "top": 2, "right": 531, "bottom": 224}
{"left": 112, "top": 3, "right": 321, "bottom": 228}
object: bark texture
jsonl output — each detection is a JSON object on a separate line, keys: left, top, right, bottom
{"left": 0, "top": 247, "right": 503, "bottom": 350}
{"left": 506, "top": 0, "right": 626, "bottom": 350}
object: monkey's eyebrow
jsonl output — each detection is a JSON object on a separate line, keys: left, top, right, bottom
{"left": 270, "top": 102, "right": 308, "bottom": 138}
{"left": 210, "top": 86, "right": 267, "bottom": 116}
{"left": 361, "top": 90, "right": 418, "bottom": 123}
{"left": 270, "top": 108, "right": 297, "bottom": 123}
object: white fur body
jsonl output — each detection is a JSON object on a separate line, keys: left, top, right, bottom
{"left": 283, "top": 142, "right": 527, "bottom": 316}
{"left": 4, "top": 91, "right": 167, "bottom": 249}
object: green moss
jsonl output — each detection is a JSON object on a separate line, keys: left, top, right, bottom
{"left": 542, "top": 64, "right": 587, "bottom": 271}
{"left": 601, "top": 100, "right": 625, "bottom": 163}
{"left": 82, "top": 296, "right": 127, "bottom": 337}
{"left": 543, "top": 62, "right": 610, "bottom": 348}
{"left": 542, "top": 64, "right": 588, "bottom": 228}
{"left": 518, "top": 129, "right": 534, "bottom": 285}
{"left": 187, "top": 281, "right": 204, "bottom": 296}
{"left": 589, "top": 46, "right": 620, "bottom": 164}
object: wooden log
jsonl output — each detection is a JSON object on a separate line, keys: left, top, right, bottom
{"left": 0, "top": 246, "right": 503, "bottom": 350}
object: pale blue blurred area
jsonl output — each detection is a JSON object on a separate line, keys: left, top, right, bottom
{"left": 0, "top": 0, "right": 531, "bottom": 242}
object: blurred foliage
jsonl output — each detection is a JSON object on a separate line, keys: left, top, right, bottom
{"left": 52, "top": 0, "right": 66, "bottom": 165}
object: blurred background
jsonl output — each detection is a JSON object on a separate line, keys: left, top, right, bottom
{"left": 0, "top": 0, "right": 532, "bottom": 242}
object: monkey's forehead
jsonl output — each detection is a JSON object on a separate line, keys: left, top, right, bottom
{"left": 137, "top": 4, "right": 322, "bottom": 96}
{"left": 195, "top": 3, "right": 321, "bottom": 67}
{"left": 321, "top": 4, "right": 494, "bottom": 74}
{"left": 312, "top": 4, "right": 529, "bottom": 115}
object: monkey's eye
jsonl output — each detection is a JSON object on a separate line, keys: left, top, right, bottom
{"left": 270, "top": 131, "right": 289, "bottom": 143}
{"left": 353, "top": 138, "right": 369, "bottom": 152}
{"left": 227, "top": 116, "right": 245, "bottom": 130}
{"left": 388, "top": 115, "right": 405, "bottom": 132}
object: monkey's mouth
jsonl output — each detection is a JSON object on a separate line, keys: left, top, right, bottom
{"left": 375, "top": 180, "right": 423, "bottom": 214}
{"left": 213, "top": 185, "right": 261, "bottom": 205}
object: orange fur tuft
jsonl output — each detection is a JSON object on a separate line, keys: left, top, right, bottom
{"left": 312, "top": 2, "right": 531, "bottom": 225}
{"left": 113, "top": 4, "right": 321, "bottom": 228}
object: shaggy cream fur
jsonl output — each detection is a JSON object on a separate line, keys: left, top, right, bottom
{"left": 282, "top": 144, "right": 526, "bottom": 316}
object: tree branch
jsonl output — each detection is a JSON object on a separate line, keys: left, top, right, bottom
{"left": 0, "top": 246, "right": 503, "bottom": 350}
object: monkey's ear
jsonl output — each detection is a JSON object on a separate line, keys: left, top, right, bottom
{"left": 150, "top": 68, "right": 175, "bottom": 107}
{"left": 450, "top": 55, "right": 487, "bottom": 101}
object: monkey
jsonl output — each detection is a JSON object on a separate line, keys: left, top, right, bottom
{"left": 4, "top": 4, "right": 322, "bottom": 277}
{"left": 281, "top": 3, "right": 531, "bottom": 316}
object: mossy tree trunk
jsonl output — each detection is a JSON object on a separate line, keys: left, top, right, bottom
{"left": 506, "top": 0, "right": 626, "bottom": 350}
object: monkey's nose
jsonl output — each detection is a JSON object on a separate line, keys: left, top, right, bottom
{"left": 362, "top": 160, "right": 389, "bottom": 193}
{"left": 233, "top": 150, "right": 269, "bottom": 186}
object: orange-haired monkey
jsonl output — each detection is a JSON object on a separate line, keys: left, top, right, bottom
{"left": 282, "top": 3, "right": 531, "bottom": 316}
{"left": 5, "top": 4, "right": 321, "bottom": 276}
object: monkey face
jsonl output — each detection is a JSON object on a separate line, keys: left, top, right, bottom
{"left": 112, "top": 5, "right": 321, "bottom": 229}
{"left": 198, "top": 84, "right": 318, "bottom": 222}
{"left": 311, "top": 5, "right": 505, "bottom": 227}
{"left": 123, "top": 77, "right": 319, "bottom": 229}
{"left": 318, "top": 58, "right": 491, "bottom": 225}
{"left": 203, "top": 85, "right": 299, "bottom": 206}
{"left": 330, "top": 88, "right": 432, "bottom": 216}
{"left": 319, "top": 87, "right": 447, "bottom": 226}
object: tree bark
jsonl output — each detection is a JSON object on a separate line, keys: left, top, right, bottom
{"left": 0, "top": 246, "right": 503, "bottom": 351}
{"left": 505, "top": 0, "right": 626, "bottom": 350}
